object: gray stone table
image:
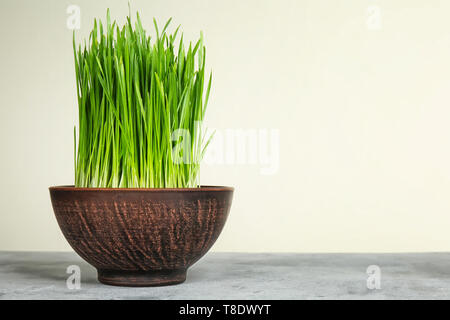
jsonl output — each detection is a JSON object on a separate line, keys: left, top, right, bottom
{"left": 1, "top": 251, "right": 450, "bottom": 299}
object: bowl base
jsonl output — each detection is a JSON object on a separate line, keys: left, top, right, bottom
{"left": 97, "top": 268, "right": 187, "bottom": 287}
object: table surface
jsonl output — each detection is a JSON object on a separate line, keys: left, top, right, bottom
{"left": 1, "top": 251, "right": 449, "bottom": 300}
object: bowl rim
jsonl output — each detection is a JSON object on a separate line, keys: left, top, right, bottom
{"left": 49, "top": 185, "right": 234, "bottom": 192}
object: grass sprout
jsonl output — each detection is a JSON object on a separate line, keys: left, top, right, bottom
{"left": 73, "top": 9, "right": 212, "bottom": 188}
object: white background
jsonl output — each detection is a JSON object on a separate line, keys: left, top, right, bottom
{"left": 1, "top": 0, "right": 450, "bottom": 252}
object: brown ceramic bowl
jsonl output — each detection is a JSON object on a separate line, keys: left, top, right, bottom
{"left": 49, "top": 186, "right": 233, "bottom": 287}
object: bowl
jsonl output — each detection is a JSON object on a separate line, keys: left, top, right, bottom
{"left": 49, "top": 186, "right": 233, "bottom": 286}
